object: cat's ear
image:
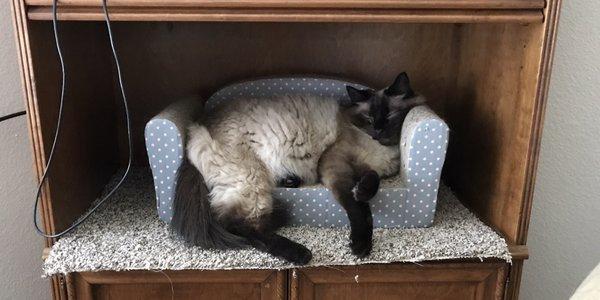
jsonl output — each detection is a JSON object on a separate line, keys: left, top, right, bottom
{"left": 346, "top": 86, "right": 373, "bottom": 103}
{"left": 385, "top": 72, "right": 414, "bottom": 98}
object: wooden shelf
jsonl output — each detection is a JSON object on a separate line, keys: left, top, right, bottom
{"left": 25, "top": 0, "right": 545, "bottom": 23}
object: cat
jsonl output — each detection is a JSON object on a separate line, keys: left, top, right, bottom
{"left": 172, "top": 72, "right": 425, "bottom": 264}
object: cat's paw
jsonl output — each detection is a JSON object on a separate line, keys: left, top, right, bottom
{"left": 352, "top": 170, "right": 380, "bottom": 202}
{"left": 282, "top": 243, "right": 313, "bottom": 265}
{"left": 349, "top": 231, "right": 373, "bottom": 258}
{"left": 269, "top": 235, "right": 313, "bottom": 265}
{"left": 277, "top": 175, "right": 303, "bottom": 188}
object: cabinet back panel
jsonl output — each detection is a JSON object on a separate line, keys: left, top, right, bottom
{"left": 110, "top": 22, "right": 459, "bottom": 163}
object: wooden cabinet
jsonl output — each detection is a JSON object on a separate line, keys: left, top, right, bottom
{"left": 11, "top": 0, "right": 561, "bottom": 299}
{"left": 66, "top": 262, "right": 508, "bottom": 300}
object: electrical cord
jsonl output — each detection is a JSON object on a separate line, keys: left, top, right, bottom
{"left": 0, "top": 111, "right": 26, "bottom": 123}
{"left": 34, "top": 0, "right": 133, "bottom": 238}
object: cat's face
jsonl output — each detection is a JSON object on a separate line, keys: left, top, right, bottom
{"left": 346, "top": 72, "right": 425, "bottom": 146}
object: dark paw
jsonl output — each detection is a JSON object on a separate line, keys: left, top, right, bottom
{"left": 349, "top": 234, "right": 372, "bottom": 258}
{"left": 349, "top": 221, "right": 373, "bottom": 258}
{"left": 353, "top": 170, "right": 380, "bottom": 202}
{"left": 282, "top": 243, "right": 313, "bottom": 265}
{"left": 269, "top": 234, "right": 313, "bottom": 265}
{"left": 277, "top": 175, "right": 302, "bottom": 188}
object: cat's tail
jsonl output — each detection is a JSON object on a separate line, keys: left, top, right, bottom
{"left": 172, "top": 125, "right": 311, "bottom": 265}
{"left": 171, "top": 126, "right": 249, "bottom": 249}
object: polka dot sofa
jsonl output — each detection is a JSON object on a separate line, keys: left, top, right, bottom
{"left": 145, "top": 77, "right": 449, "bottom": 228}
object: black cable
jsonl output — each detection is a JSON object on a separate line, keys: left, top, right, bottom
{"left": 0, "top": 110, "right": 26, "bottom": 123}
{"left": 34, "top": 0, "right": 133, "bottom": 238}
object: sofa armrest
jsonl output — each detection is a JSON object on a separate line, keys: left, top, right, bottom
{"left": 145, "top": 98, "right": 202, "bottom": 222}
{"left": 399, "top": 106, "right": 449, "bottom": 209}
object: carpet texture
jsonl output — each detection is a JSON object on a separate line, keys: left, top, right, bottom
{"left": 43, "top": 169, "right": 510, "bottom": 276}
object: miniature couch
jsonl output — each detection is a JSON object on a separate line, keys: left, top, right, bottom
{"left": 145, "top": 77, "right": 449, "bottom": 228}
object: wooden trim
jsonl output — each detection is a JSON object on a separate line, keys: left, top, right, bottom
{"left": 10, "top": 0, "right": 56, "bottom": 244}
{"left": 79, "top": 269, "right": 275, "bottom": 284}
{"left": 26, "top": 7, "right": 544, "bottom": 23}
{"left": 42, "top": 247, "right": 51, "bottom": 260}
{"left": 504, "top": 260, "right": 524, "bottom": 300}
{"left": 74, "top": 273, "right": 94, "bottom": 300}
{"left": 11, "top": 2, "right": 64, "bottom": 299}
{"left": 65, "top": 274, "right": 76, "bottom": 300}
{"left": 508, "top": 244, "right": 529, "bottom": 260}
{"left": 25, "top": 0, "right": 546, "bottom": 10}
{"left": 518, "top": 0, "right": 563, "bottom": 245}
{"left": 290, "top": 269, "right": 316, "bottom": 300}
{"left": 301, "top": 264, "right": 499, "bottom": 283}
{"left": 261, "top": 271, "right": 288, "bottom": 300}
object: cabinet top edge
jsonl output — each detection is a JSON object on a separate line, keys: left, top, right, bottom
{"left": 25, "top": 0, "right": 546, "bottom": 10}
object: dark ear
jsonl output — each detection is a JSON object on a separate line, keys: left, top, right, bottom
{"left": 385, "top": 72, "right": 414, "bottom": 98}
{"left": 346, "top": 86, "right": 373, "bottom": 103}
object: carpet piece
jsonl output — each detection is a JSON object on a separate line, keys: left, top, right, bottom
{"left": 43, "top": 169, "right": 510, "bottom": 276}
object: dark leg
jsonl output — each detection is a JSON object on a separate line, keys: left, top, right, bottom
{"left": 320, "top": 155, "right": 374, "bottom": 257}
{"left": 330, "top": 176, "right": 374, "bottom": 257}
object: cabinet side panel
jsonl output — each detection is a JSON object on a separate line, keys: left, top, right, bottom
{"left": 27, "top": 21, "right": 120, "bottom": 233}
{"left": 445, "top": 23, "right": 544, "bottom": 243}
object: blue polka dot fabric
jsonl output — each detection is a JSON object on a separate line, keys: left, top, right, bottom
{"left": 145, "top": 77, "right": 448, "bottom": 228}
{"left": 144, "top": 119, "right": 184, "bottom": 223}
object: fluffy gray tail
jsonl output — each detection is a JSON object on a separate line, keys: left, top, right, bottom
{"left": 171, "top": 159, "right": 249, "bottom": 249}
{"left": 172, "top": 158, "right": 311, "bottom": 264}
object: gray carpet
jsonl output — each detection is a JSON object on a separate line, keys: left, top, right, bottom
{"left": 43, "top": 169, "right": 510, "bottom": 276}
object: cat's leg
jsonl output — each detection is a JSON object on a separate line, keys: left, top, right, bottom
{"left": 319, "top": 149, "right": 373, "bottom": 257}
{"left": 187, "top": 125, "right": 312, "bottom": 264}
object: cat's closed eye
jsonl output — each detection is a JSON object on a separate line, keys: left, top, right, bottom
{"left": 361, "top": 114, "right": 374, "bottom": 124}
{"left": 387, "top": 111, "right": 401, "bottom": 120}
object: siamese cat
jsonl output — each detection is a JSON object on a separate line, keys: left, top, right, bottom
{"left": 172, "top": 72, "right": 425, "bottom": 264}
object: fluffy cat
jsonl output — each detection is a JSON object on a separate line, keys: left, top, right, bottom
{"left": 172, "top": 72, "right": 425, "bottom": 264}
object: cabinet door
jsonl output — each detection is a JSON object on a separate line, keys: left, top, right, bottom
{"left": 290, "top": 262, "right": 508, "bottom": 300}
{"left": 70, "top": 269, "right": 286, "bottom": 300}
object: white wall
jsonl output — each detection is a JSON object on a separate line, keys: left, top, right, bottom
{"left": 0, "top": 1, "right": 598, "bottom": 300}
{"left": 521, "top": 1, "right": 600, "bottom": 299}
{"left": 0, "top": 1, "right": 51, "bottom": 300}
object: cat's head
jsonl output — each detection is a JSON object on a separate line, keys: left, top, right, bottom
{"left": 345, "top": 72, "right": 425, "bottom": 146}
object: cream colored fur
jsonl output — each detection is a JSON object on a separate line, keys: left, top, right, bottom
{"left": 187, "top": 95, "right": 398, "bottom": 226}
